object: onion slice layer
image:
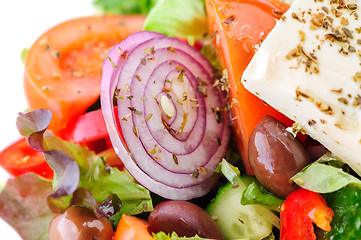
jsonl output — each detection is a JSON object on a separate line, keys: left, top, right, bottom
{"left": 101, "top": 31, "right": 230, "bottom": 200}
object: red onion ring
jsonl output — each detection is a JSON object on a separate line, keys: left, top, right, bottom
{"left": 101, "top": 31, "right": 230, "bottom": 200}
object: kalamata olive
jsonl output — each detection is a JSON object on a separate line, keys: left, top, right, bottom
{"left": 303, "top": 136, "right": 329, "bottom": 161}
{"left": 148, "top": 200, "right": 223, "bottom": 239}
{"left": 49, "top": 205, "right": 114, "bottom": 240}
{"left": 248, "top": 115, "right": 311, "bottom": 198}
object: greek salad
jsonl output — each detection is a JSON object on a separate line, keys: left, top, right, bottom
{"left": 1, "top": 0, "right": 361, "bottom": 239}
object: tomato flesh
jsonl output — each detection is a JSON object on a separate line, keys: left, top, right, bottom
{"left": 24, "top": 15, "right": 146, "bottom": 132}
{"left": 0, "top": 138, "right": 53, "bottom": 179}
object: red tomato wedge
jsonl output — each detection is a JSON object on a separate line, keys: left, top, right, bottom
{"left": 205, "top": 0, "right": 293, "bottom": 174}
{"left": 0, "top": 138, "right": 53, "bottom": 179}
{"left": 114, "top": 214, "right": 154, "bottom": 240}
{"left": 24, "top": 15, "right": 146, "bottom": 132}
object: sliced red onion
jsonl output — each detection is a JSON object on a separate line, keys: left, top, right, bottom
{"left": 101, "top": 31, "right": 230, "bottom": 200}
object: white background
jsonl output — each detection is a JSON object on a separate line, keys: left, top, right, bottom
{"left": 0, "top": 1, "right": 97, "bottom": 238}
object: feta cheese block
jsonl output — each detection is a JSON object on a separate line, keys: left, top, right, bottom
{"left": 242, "top": 0, "right": 361, "bottom": 174}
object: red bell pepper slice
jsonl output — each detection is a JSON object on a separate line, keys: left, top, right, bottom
{"left": 58, "top": 108, "right": 123, "bottom": 168}
{"left": 58, "top": 108, "right": 110, "bottom": 150}
{"left": 280, "top": 188, "right": 334, "bottom": 240}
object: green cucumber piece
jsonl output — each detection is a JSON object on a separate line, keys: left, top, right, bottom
{"left": 206, "top": 175, "right": 275, "bottom": 240}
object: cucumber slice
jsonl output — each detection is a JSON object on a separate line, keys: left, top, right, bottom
{"left": 206, "top": 175, "right": 274, "bottom": 240}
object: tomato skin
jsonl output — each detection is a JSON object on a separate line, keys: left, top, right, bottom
{"left": 205, "top": 0, "right": 292, "bottom": 174}
{"left": 24, "top": 15, "right": 146, "bottom": 132}
{"left": 0, "top": 138, "right": 53, "bottom": 179}
{"left": 114, "top": 214, "right": 154, "bottom": 240}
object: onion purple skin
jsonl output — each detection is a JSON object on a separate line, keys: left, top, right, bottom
{"left": 100, "top": 31, "right": 230, "bottom": 200}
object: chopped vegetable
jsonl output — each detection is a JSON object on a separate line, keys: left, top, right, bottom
{"left": 207, "top": 160, "right": 279, "bottom": 239}
{"left": 291, "top": 155, "right": 361, "bottom": 194}
{"left": 20, "top": 48, "right": 28, "bottom": 64}
{"left": 101, "top": 31, "right": 230, "bottom": 200}
{"left": 144, "top": 0, "right": 208, "bottom": 44}
{"left": 57, "top": 108, "right": 121, "bottom": 154}
{"left": 114, "top": 214, "right": 154, "bottom": 240}
{"left": 205, "top": 0, "right": 293, "bottom": 174}
{"left": 24, "top": 15, "right": 146, "bottom": 131}
{"left": 317, "top": 187, "right": 361, "bottom": 239}
{"left": 58, "top": 108, "right": 110, "bottom": 146}
{"left": 280, "top": 188, "right": 334, "bottom": 240}
{"left": 0, "top": 137, "right": 53, "bottom": 179}
{"left": 200, "top": 44, "right": 222, "bottom": 72}
{"left": 206, "top": 175, "right": 276, "bottom": 239}
{"left": 93, "top": 0, "right": 158, "bottom": 14}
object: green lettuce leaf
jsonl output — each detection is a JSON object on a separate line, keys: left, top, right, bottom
{"left": 143, "top": 0, "right": 208, "bottom": 44}
{"left": 93, "top": 0, "right": 158, "bottom": 14}
{"left": 216, "top": 158, "right": 240, "bottom": 183}
{"left": 152, "top": 231, "right": 210, "bottom": 240}
{"left": 0, "top": 173, "right": 55, "bottom": 240}
{"left": 21, "top": 48, "right": 28, "bottom": 64}
{"left": 291, "top": 155, "right": 361, "bottom": 194}
{"left": 200, "top": 44, "right": 222, "bottom": 72}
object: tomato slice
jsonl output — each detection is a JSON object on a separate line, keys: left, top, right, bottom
{"left": 206, "top": 0, "right": 292, "bottom": 174}
{"left": 24, "top": 15, "right": 146, "bottom": 132}
{"left": 114, "top": 214, "right": 154, "bottom": 240}
{"left": 0, "top": 138, "right": 53, "bottom": 179}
